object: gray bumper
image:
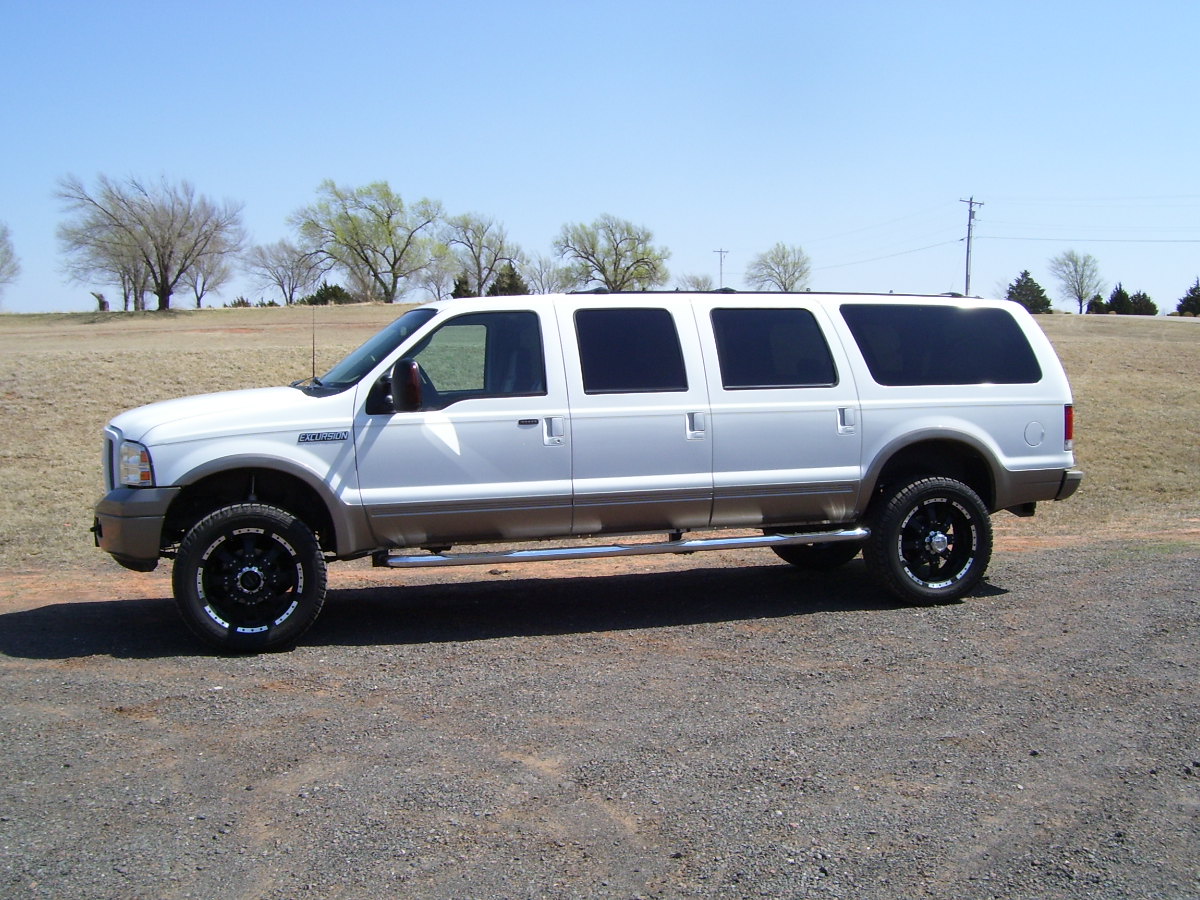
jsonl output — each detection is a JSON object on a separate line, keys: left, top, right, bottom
{"left": 93, "top": 487, "right": 180, "bottom": 571}
{"left": 1055, "top": 468, "right": 1084, "bottom": 501}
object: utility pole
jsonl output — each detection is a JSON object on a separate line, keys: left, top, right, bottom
{"left": 960, "top": 197, "right": 983, "bottom": 296}
{"left": 713, "top": 248, "right": 728, "bottom": 288}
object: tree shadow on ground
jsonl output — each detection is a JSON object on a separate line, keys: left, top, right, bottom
{"left": 0, "top": 561, "right": 1006, "bottom": 661}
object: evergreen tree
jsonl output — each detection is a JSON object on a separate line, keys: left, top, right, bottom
{"left": 1107, "top": 283, "right": 1132, "bottom": 315}
{"left": 300, "top": 281, "right": 355, "bottom": 305}
{"left": 1129, "top": 291, "right": 1157, "bottom": 316}
{"left": 1086, "top": 295, "right": 1108, "bottom": 314}
{"left": 1004, "top": 270, "right": 1052, "bottom": 313}
{"left": 486, "top": 262, "right": 530, "bottom": 296}
{"left": 1176, "top": 278, "right": 1200, "bottom": 316}
{"left": 450, "top": 272, "right": 474, "bottom": 298}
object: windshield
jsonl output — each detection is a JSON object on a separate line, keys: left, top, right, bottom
{"left": 317, "top": 308, "right": 439, "bottom": 388}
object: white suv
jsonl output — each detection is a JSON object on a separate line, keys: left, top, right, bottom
{"left": 95, "top": 292, "right": 1082, "bottom": 650}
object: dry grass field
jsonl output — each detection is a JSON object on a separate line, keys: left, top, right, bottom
{"left": 0, "top": 304, "right": 1197, "bottom": 572}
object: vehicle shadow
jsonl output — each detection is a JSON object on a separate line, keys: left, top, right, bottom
{"left": 0, "top": 562, "right": 1006, "bottom": 660}
{"left": 309, "top": 562, "right": 902, "bottom": 649}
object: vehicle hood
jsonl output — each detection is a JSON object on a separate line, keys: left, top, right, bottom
{"left": 109, "top": 386, "right": 346, "bottom": 445}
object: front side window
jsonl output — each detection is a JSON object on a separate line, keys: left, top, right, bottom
{"left": 840, "top": 304, "right": 1043, "bottom": 386}
{"left": 406, "top": 311, "right": 545, "bottom": 409}
{"left": 711, "top": 307, "right": 837, "bottom": 389}
{"left": 575, "top": 308, "right": 688, "bottom": 394}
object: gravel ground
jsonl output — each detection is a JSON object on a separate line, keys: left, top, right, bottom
{"left": 0, "top": 537, "right": 1197, "bottom": 900}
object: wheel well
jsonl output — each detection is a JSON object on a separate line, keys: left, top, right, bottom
{"left": 162, "top": 469, "right": 336, "bottom": 554}
{"left": 870, "top": 440, "right": 995, "bottom": 511}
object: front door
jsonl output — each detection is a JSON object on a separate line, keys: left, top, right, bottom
{"left": 355, "top": 305, "right": 573, "bottom": 548}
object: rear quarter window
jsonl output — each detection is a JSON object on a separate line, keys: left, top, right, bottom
{"left": 840, "top": 304, "right": 1042, "bottom": 386}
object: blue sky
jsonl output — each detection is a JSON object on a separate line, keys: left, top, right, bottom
{"left": 3, "top": 0, "right": 1198, "bottom": 313}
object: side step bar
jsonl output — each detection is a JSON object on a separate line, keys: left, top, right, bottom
{"left": 375, "top": 527, "right": 869, "bottom": 569}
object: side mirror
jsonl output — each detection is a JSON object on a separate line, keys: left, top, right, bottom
{"left": 390, "top": 359, "right": 423, "bottom": 412}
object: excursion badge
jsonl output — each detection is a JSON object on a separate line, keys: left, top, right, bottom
{"left": 298, "top": 431, "right": 349, "bottom": 443}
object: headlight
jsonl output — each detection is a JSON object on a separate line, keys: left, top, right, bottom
{"left": 118, "top": 441, "right": 155, "bottom": 487}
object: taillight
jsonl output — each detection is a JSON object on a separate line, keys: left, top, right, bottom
{"left": 1064, "top": 405, "right": 1075, "bottom": 451}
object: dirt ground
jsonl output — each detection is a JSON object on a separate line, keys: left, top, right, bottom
{"left": 1, "top": 523, "right": 1197, "bottom": 900}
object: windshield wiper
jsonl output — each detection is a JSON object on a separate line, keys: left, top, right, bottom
{"left": 290, "top": 375, "right": 325, "bottom": 389}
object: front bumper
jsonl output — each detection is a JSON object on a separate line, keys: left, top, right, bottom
{"left": 93, "top": 486, "right": 180, "bottom": 571}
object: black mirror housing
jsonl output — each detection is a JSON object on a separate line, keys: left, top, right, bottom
{"left": 390, "top": 359, "right": 422, "bottom": 412}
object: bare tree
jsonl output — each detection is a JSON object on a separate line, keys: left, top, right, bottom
{"left": 745, "top": 242, "right": 812, "bottom": 291}
{"left": 290, "top": 180, "right": 442, "bottom": 303}
{"left": 0, "top": 222, "right": 19, "bottom": 300}
{"left": 522, "top": 253, "right": 584, "bottom": 294}
{"left": 676, "top": 273, "right": 714, "bottom": 291}
{"left": 413, "top": 242, "right": 460, "bottom": 302}
{"left": 57, "top": 174, "right": 245, "bottom": 311}
{"left": 59, "top": 213, "right": 150, "bottom": 310}
{"left": 445, "top": 213, "right": 519, "bottom": 297}
{"left": 554, "top": 214, "right": 670, "bottom": 291}
{"left": 243, "top": 239, "right": 327, "bottom": 305}
{"left": 182, "top": 250, "right": 233, "bottom": 308}
{"left": 1048, "top": 250, "right": 1104, "bottom": 314}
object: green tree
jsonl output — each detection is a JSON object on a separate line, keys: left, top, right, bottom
{"left": 57, "top": 174, "right": 245, "bottom": 311}
{"left": 1048, "top": 250, "right": 1104, "bottom": 314}
{"left": 0, "top": 222, "right": 19, "bottom": 299}
{"left": 745, "top": 242, "right": 812, "bottom": 291}
{"left": 1086, "top": 294, "right": 1108, "bottom": 314}
{"left": 1004, "top": 270, "right": 1051, "bottom": 313}
{"left": 1175, "top": 278, "right": 1200, "bottom": 316}
{"left": 1107, "top": 283, "right": 1132, "bottom": 315}
{"left": 1129, "top": 290, "right": 1157, "bottom": 316}
{"left": 554, "top": 214, "right": 669, "bottom": 291}
{"left": 291, "top": 180, "right": 442, "bottom": 303}
{"left": 486, "top": 262, "right": 530, "bottom": 296}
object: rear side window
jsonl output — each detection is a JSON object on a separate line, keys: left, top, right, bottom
{"left": 711, "top": 308, "right": 837, "bottom": 389}
{"left": 840, "top": 304, "right": 1042, "bottom": 386}
{"left": 575, "top": 308, "right": 688, "bottom": 393}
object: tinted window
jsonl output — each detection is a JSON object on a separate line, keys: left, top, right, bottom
{"left": 840, "top": 304, "right": 1042, "bottom": 386}
{"left": 575, "top": 308, "right": 688, "bottom": 393}
{"left": 711, "top": 308, "right": 837, "bottom": 389}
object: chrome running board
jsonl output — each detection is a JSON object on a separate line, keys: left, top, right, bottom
{"left": 376, "top": 527, "right": 869, "bottom": 569}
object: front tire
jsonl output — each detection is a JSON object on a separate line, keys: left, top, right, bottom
{"left": 172, "top": 503, "right": 327, "bottom": 652}
{"left": 863, "top": 477, "right": 992, "bottom": 604}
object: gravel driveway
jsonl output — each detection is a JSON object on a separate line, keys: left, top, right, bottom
{"left": 1, "top": 537, "right": 1197, "bottom": 899}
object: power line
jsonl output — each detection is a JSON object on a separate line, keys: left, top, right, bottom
{"left": 980, "top": 235, "right": 1200, "bottom": 243}
{"left": 814, "top": 239, "right": 962, "bottom": 271}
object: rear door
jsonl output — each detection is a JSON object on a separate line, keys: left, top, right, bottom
{"left": 690, "top": 298, "right": 863, "bottom": 527}
{"left": 558, "top": 298, "right": 713, "bottom": 534}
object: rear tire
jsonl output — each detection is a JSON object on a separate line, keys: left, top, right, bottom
{"left": 863, "top": 477, "right": 992, "bottom": 604}
{"left": 172, "top": 503, "right": 327, "bottom": 652}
